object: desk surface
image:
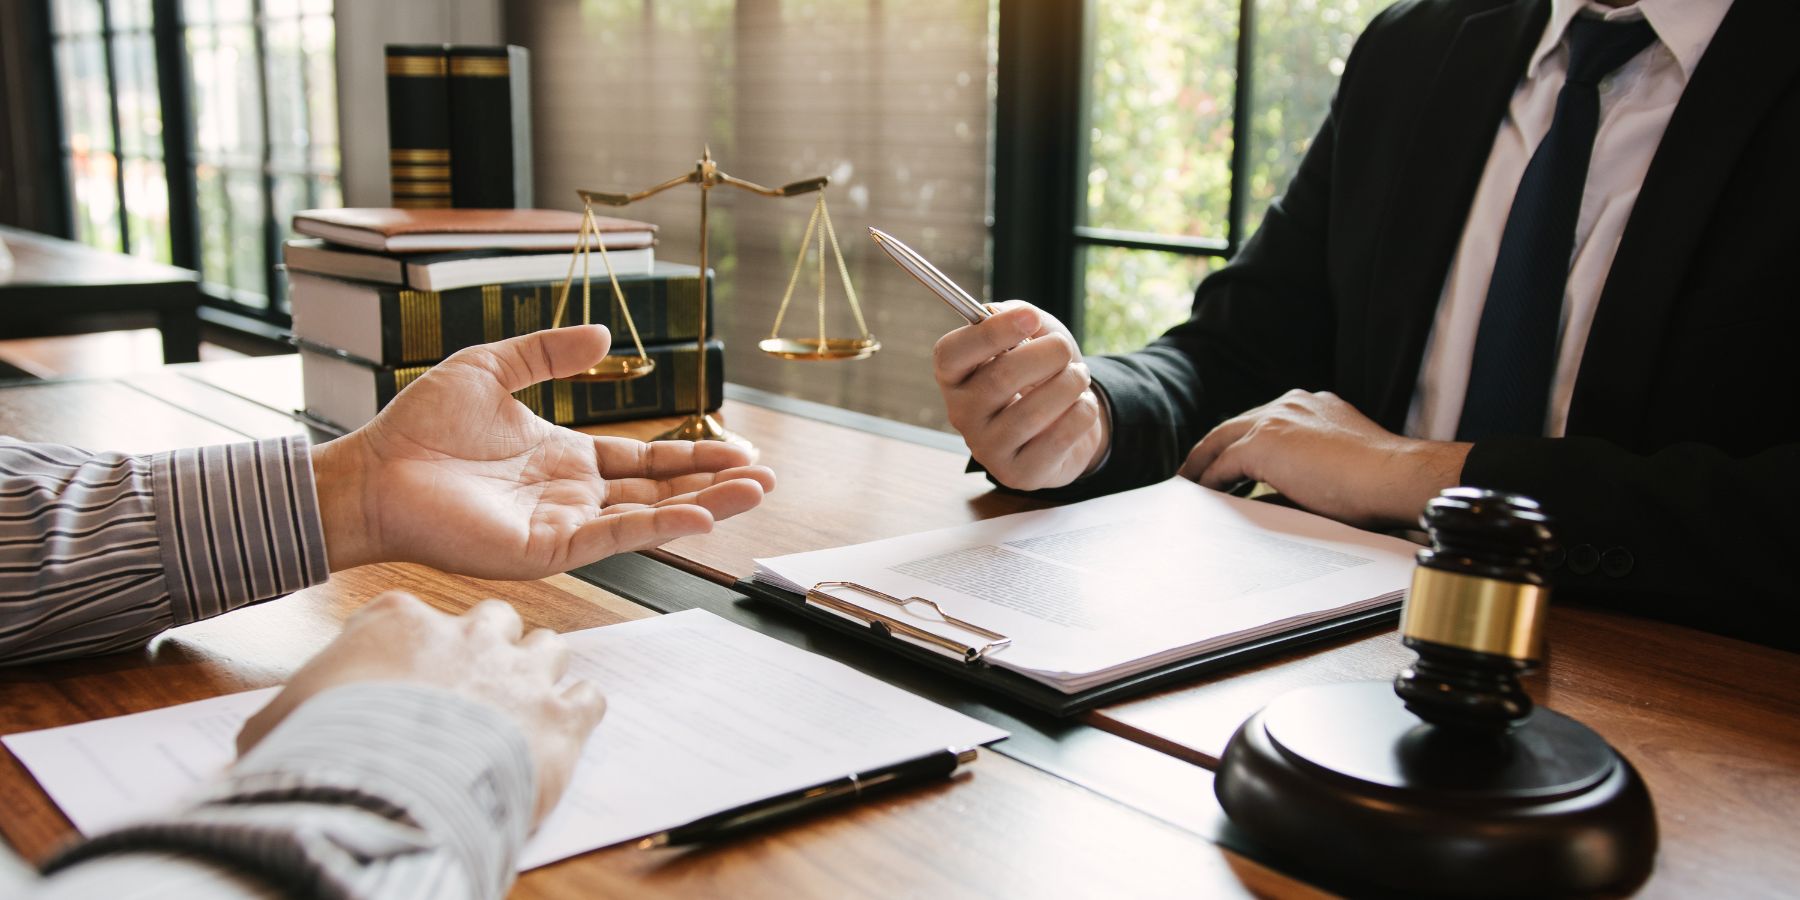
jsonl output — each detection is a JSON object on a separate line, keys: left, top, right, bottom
{"left": 0, "top": 225, "right": 197, "bottom": 290}
{"left": 4, "top": 355, "right": 1798, "bottom": 898}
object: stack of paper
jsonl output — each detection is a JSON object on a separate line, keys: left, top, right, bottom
{"left": 754, "top": 478, "right": 1418, "bottom": 694}
{"left": 3, "top": 610, "right": 1006, "bottom": 870}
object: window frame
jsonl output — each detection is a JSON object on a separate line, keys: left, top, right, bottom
{"left": 991, "top": 0, "right": 1255, "bottom": 346}
{"left": 40, "top": 0, "right": 338, "bottom": 332}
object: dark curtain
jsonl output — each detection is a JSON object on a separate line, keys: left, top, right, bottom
{"left": 0, "top": 0, "right": 69, "bottom": 235}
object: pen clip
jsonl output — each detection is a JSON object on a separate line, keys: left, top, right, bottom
{"left": 805, "top": 581, "right": 1012, "bottom": 664}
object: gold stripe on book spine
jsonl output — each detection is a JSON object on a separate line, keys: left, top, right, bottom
{"left": 553, "top": 382, "right": 574, "bottom": 424}
{"left": 387, "top": 55, "right": 448, "bottom": 77}
{"left": 666, "top": 277, "right": 701, "bottom": 336}
{"left": 512, "top": 289, "right": 543, "bottom": 336}
{"left": 514, "top": 383, "right": 545, "bottom": 415}
{"left": 394, "top": 365, "right": 432, "bottom": 393}
{"left": 396, "top": 198, "right": 453, "bottom": 209}
{"left": 398, "top": 290, "right": 444, "bottom": 362}
{"left": 392, "top": 181, "right": 452, "bottom": 196}
{"left": 391, "top": 165, "right": 452, "bottom": 180}
{"left": 390, "top": 149, "right": 451, "bottom": 163}
{"left": 1400, "top": 567, "right": 1549, "bottom": 661}
{"left": 482, "top": 286, "right": 504, "bottom": 342}
{"left": 674, "top": 344, "right": 699, "bottom": 407}
{"left": 449, "top": 57, "right": 511, "bottom": 77}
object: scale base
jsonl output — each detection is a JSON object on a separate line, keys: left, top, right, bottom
{"left": 1214, "top": 681, "right": 1656, "bottom": 897}
{"left": 653, "top": 413, "right": 755, "bottom": 456}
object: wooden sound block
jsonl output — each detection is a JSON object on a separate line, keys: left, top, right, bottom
{"left": 1214, "top": 681, "right": 1656, "bottom": 897}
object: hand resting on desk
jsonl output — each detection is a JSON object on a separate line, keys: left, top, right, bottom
{"left": 311, "top": 324, "right": 777, "bottom": 578}
{"left": 1177, "top": 389, "right": 1470, "bottom": 529}
{"left": 237, "top": 591, "right": 605, "bottom": 825}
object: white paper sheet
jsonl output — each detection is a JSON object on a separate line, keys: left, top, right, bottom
{"left": 2, "top": 609, "right": 1007, "bottom": 870}
{"left": 755, "top": 477, "right": 1419, "bottom": 690}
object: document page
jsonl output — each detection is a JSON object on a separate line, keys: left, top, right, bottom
{"left": 3, "top": 610, "right": 1007, "bottom": 870}
{"left": 755, "top": 478, "right": 1418, "bottom": 689}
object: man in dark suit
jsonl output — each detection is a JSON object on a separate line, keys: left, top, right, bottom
{"left": 934, "top": 0, "right": 1797, "bottom": 648}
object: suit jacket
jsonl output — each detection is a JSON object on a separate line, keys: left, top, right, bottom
{"left": 1076, "top": 0, "right": 1800, "bottom": 649}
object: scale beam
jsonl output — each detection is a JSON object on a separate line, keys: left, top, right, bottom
{"left": 562, "top": 148, "right": 875, "bottom": 451}
{"left": 717, "top": 173, "right": 830, "bottom": 197}
{"left": 578, "top": 170, "right": 697, "bottom": 207}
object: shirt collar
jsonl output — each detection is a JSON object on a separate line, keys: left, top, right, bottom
{"left": 1526, "top": 0, "right": 1735, "bottom": 84}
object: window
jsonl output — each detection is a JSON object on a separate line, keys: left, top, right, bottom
{"left": 185, "top": 0, "right": 340, "bottom": 314}
{"left": 47, "top": 0, "right": 339, "bottom": 323}
{"left": 995, "top": 0, "right": 1382, "bottom": 354}
{"left": 50, "top": 0, "right": 172, "bottom": 261}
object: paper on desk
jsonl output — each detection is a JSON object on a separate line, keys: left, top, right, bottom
{"left": 755, "top": 477, "right": 1419, "bottom": 692}
{"left": 2, "top": 609, "right": 1007, "bottom": 870}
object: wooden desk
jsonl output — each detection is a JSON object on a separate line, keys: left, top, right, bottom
{"left": 0, "top": 361, "right": 1300, "bottom": 899}
{"left": 0, "top": 225, "right": 203, "bottom": 365}
{"left": 6, "top": 356, "right": 1797, "bottom": 897}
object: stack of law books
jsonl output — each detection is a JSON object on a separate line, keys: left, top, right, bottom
{"left": 285, "top": 207, "right": 723, "bottom": 432}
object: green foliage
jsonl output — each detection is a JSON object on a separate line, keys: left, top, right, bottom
{"left": 1081, "top": 0, "right": 1382, "bottom": 355}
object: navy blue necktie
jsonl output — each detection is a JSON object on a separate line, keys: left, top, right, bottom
{"left": 1456, "top": 16, "right": 1658, "bottom": 442}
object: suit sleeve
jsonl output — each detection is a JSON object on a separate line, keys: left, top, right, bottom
{"left": 1461, "top": 437, "right": 1800, "bottom": 651}
{"left": 1043, "top": 8, "right": 1411, "bottom": 502}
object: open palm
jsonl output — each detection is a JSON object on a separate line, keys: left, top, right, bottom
{"left": 311, "top": 325, "right": 774, "bottom": 578}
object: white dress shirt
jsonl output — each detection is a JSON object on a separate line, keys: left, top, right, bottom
{"left": 1406, "top": 0, "right": 1734, "bottom": 441}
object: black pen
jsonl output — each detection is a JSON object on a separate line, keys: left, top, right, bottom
{"left": 637, "top": 747, "right": 980, "bottom": 848}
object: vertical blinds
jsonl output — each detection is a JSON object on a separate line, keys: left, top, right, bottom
{"left": 511, "top": 0, "right": 991, "bottom": 429}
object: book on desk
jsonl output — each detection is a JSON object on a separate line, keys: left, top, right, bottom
{"left": 286, "top": 263, "right": 708, "bottom": 366}
{"left": 746, "top": 478, "right": 1419, "bottom": 716}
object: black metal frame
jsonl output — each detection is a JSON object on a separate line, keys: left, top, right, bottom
{"left": 12, "top": 1, "right": 72, "bottom": 237}
{"left": 151, "top": 0, "right": 197, "bottom": 271}
{"left": 992, "top": 0, "right": 1256, "bottom": 343}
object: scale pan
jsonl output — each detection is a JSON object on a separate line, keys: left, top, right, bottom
{"left": 560, "top": 355, "right": 656, "bottom": 382}
{"left": 757, "top": 337, "right": 880, "bottom": 361}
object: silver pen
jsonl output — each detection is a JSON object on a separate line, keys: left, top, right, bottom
{"left": 868, "top": 227, "right": 993, "bottom": 324}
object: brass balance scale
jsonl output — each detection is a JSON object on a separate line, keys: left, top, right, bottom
{"left": 547, "top": 148, "right": 879, "bottom": 449}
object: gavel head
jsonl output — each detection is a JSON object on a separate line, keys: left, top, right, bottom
{"left": 1394, "top": 488, "right": 1555, "bottom": 733}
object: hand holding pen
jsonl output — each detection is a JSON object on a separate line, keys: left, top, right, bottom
{"left": 869, "top": 228, "right": 1111, "bottom": 492}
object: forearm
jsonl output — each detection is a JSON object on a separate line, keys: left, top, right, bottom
{"left": 31, "top": 683, "right": 536, "bottom": 900}
{"left": 1461, "top": 436, "right": 1800, "bottom": 649}
{"left": 0, "top": 436, "right": 329, "bottom": 665}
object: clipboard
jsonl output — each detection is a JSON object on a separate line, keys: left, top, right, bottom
{"left": 736, "top": 576, "right": 1402, "bottom": 717}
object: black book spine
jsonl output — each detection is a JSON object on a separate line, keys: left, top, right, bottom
{"left": 370, "top": 270, "right": 714, "bottom": 365}
{"left": 446, "top": 45, "right": 532, "bottom": 209}
{"left": 385, "top": 44, "right": 453, "bottom": 209}
{"left": 375, "top": 340, "right": 726, "bottom": 427}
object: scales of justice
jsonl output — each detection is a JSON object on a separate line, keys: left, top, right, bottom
{"left": 547, "top": 147, "right": 880, "bottom": 449}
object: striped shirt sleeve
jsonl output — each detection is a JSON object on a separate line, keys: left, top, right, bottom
{"left": 0, "top": 436, "right": 330, "bottom": 665}
{"left": 29, "top": 682, "right": 537, "bottom": 900}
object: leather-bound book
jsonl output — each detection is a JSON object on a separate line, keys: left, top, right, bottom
{"left": 385, "top": 44, "right": 453, "bottom": 209}
{"left": 288, "top": 263, "right": 712, "bottom": 366}
{"left": 291, "top": 207, "right": 655, "bottom": 253}
{"left": 447, "top": 45, "right": 533, "bottom": 209}
{"left": 300, "top": 339, "right": 725, "bottom": 431}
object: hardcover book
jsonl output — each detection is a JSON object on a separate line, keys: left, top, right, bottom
{"left": 288, "top": 264, "right": 711, "bottom": 366}
{"left": 385, "top": 44, "right": 453, "bottom": 209}
{"left": 447, "top": 45, "right": 532, "bottom": 209}
{"left": 283, "top": 238, "right": 655, "bottom": 292}
{"left": 291, "top": 207, "right": 655, "bottom": 253}
{"left": 300, "top": 339, "right": 725, "bottom": 431}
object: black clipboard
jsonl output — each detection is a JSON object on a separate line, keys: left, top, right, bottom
{"left": 736, "top": 576, "right": 1401, "bottom": 717}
